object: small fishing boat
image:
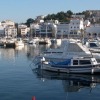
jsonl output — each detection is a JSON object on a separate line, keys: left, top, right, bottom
{"left": 39, "top": 57, "right": 100, "bottom": 74}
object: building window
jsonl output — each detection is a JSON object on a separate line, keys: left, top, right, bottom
{"left": 70, "top": 32, "right": 73, "bottom": 34}
{"left": 74, "top": 32, "right": 77, "bottom": 34}
{"left": 88, "top": 33, "right": 91, "bottom": 36}
{"left": 90, "top": 43, "right": 98, "bottom": 47}
{"left": 94, "top": 33, "right": 97, "bottom": 36}
{"left": 58, "top": 30, "right": 61, "bottom": 32}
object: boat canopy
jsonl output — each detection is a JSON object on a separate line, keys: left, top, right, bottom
{"left": 49, "top": 59, "right": 71, "bottom": 66}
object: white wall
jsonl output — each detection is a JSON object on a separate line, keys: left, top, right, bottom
{"left": 57, "top": 23, "right": 69, "bottom": 35}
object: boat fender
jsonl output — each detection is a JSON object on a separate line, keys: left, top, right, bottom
{"left": 41, "top": 57, "right": 45, "bottom": 62}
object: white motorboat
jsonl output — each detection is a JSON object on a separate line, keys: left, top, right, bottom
{"left": 39, "top": 56, "right": 100, "bottom": 74}
{"left": 32, "top": 39, "right": 100, "bottom": 68}
{"left": 3, "top": 37, "right": 16, "bottom": 48}
{"left": 28, "top": 37, "right": 39, "bottom": 44}
{"left": 39, "top": 38, "right": 51, "bottom": 45}
{"left": 15, "top": 38, "right": 24, "bottom": 47}
{"left": 85, "top": 40, "right": 100, "bottom": 53}
{"left": 39, "top": 39, "right": 92, "bottom": 60}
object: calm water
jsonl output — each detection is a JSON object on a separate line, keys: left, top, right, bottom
{"left": 0, "top": 44, "right": 100, "bottom": 100}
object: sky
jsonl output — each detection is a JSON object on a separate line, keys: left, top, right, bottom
{"left": 0, "top": 0, "right": 100, "bottom": 23}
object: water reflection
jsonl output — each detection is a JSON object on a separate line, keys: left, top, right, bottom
{"left": 0, "top": 48, "right": 15, "bottom": 60}
{"left": 0, "top": 44, "right": 52, "bottom": 61}
{"left": 26, "top": 44, "right": 40, "bottom": 60}
{"left": 15, "top": 45, "right": 24, "bottom": 51}
{"left": 26, "top": 44, "right": 57, "bottom": 59}
{"left": 0, "top": 45, "right": 28, "bottom": 60}
{"left": 0, "top": 43, "right": 60, "bottom": 61}
{"left": 33, "top": 68, "right": 100, "bottom": 93}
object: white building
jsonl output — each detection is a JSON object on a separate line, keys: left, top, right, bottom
{"left": 72, "top": 15, "right": 85, "bottom": 19}
{"left": 1, "top": 20, "right": 15, "bottom": 28}
{"left": 0, "top": 26, "right": 5, "bottom": 36}
{"left": 57, "top": 22, "right": 69, "bottom": 38}
{"left": 84, "top": 20, "right": 91, "bottom": 27}
{"left": 85, "top": 24, "right": 100, "bottom": 38}
{"left": 69, "top": 18, "right": 84, "bottom": 35}
{"left": 35, "top": 15, "right": 45, "bottom": 23}
{"left": 5, "top": 27, "right": 17, "bottom": 37}
{"left": 18, "top": 25, "right": 28, "bottom": 37}
{"left": 36, "top": 15, "right": 45, "bottom": 19}
{"left": 30, "top": 23, "right": 40, "bottom": 37}
{"left": 31, "top": 22, "right": 57, "bottom": 38}
{"left": 39, "top": 23, "right": 53, "bottom": 37}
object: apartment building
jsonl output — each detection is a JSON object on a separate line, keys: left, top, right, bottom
{"left": 69, "top": 18, "right": 84, "bottom": 36}
{"left": 1, "top": 20, "right": 15, "bottom": 28}
{"left": 85, "top": 24, "right": 100, "bottom": 38}
{"left": 57, "top": 22, "right": 69, "bottom": 38}
{"left": 5, "top": 27, "right": 17, "bottom": 37}
{"left": 18, "top": 25, "right": 28, "bottom": 37}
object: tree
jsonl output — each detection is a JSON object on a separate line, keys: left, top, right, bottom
{"left": 82, "top": 11, "right": 90, "bottom": 19}
{"left": 44, "top": 10, "right": 73, "bottom": 22}
{"left": 66, "top": 10, "right": 73, "bottom": 18}
{"left": 25, "top": 18, "right": 35, "bottom": 27}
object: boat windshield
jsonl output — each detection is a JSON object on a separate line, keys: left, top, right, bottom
{"left": 73, "top": 59, "right": 91, "bottom": 65}
{"left": 89, "top": 43, "right": 98, "bottom": 47}
{"left": 67, "top": 43, "right": 83, "bottom": 52}
{"left": 79, "top": 60, "right": 91, "bottom": 65}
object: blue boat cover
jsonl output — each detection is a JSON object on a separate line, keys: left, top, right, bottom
{"left": 49, "top": 59, "right": 71, "bottom": 66}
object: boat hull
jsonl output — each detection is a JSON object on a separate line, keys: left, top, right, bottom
{"left": 40, "top": 64, "right": 100, "bottom": 74}
{"left": 5, "top": 43, "right": 15, "bottom": 48}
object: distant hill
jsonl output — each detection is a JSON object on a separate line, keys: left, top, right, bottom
{"left": 44, "top": 10, "right": 97, "bottom": 23}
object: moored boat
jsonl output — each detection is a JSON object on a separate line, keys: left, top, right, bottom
{"left": 15, "top": 38, "right": 24, "bottom": 47}
{"left": 36, "top": 39, "right": 100, "bottom": 63}
{"left": 39, "top": 57, "right": 100, "bottom": 74}
{"left": 85, "top": 40, "right": 100, "bottom": 53}
{"left": 28, "top": 37, "right": 39, "bottom": 44}
{"left": 39, "top": 39, "right": 92, "bottom": 60}
{"left": 39, "top": 38, "right": 51, "bottom": 45}
{"left": 4, "top": 37, "right": 16, "bottom": 48}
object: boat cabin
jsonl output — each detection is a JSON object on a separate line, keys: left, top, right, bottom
{"left": 44, "top": 57, "right": 98, "bottom": 67}
{"left": 71, "top": 57, "right": 97, "bottom": 66}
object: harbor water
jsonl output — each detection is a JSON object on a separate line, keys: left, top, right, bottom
{"left": 0, "top": 44, "right": 100, "bottom": 100}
